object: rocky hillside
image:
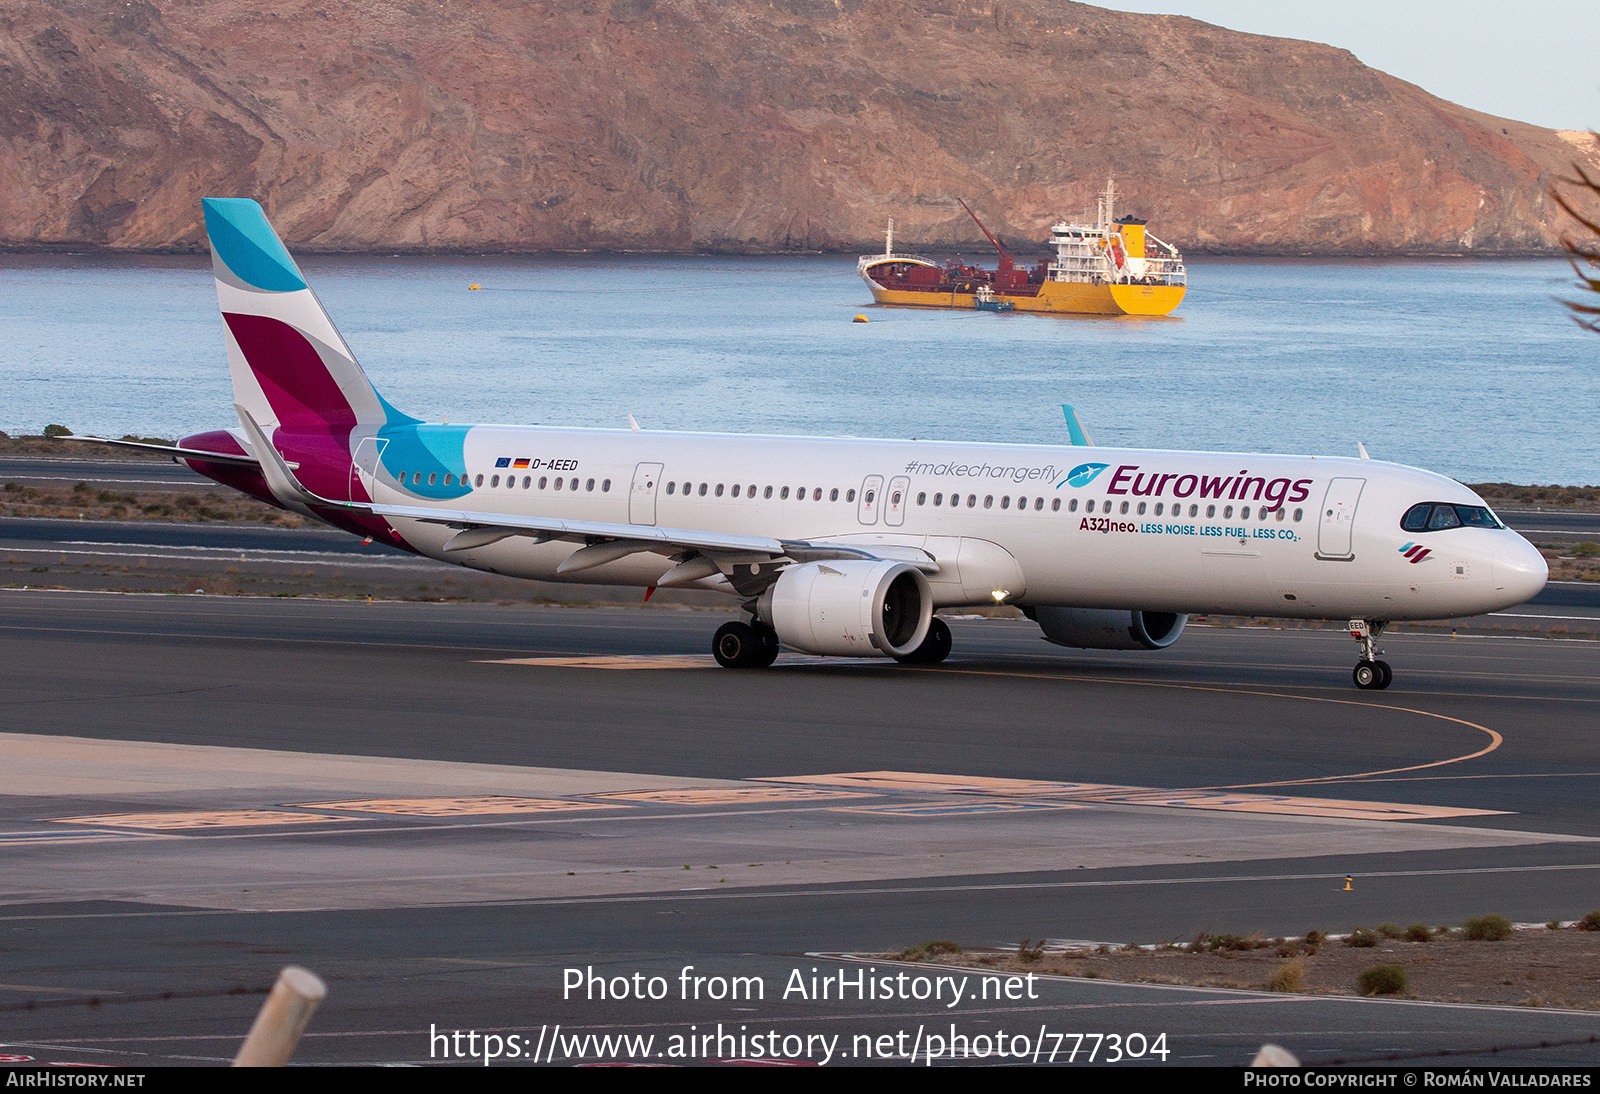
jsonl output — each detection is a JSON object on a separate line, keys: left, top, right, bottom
{"left": 2, "top": 0, "right": 1597, "bottom": 254}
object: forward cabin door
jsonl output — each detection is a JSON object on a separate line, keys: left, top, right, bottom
{"left": 1316, "top": 477, "right": 1365, "bottom": 561}
{"left": 858, "top": 475, "right": 884, "bottom": 525}
{"left": 350, "top": 437, "right": 386, "bottom": 502}
{"left": 630, "top": 462, "right": 663, "bottom": 525}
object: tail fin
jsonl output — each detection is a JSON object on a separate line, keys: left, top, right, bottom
{"left": 204, "top": 198, "right": 411, "bottom": 498}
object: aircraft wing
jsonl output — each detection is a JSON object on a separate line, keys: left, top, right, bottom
{"left": 235, "top": 406, "right": 935, "bottom": 590}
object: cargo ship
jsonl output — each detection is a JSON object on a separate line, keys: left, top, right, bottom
{"left": 857, "top": 180, "right": 1187, "bottom": 317}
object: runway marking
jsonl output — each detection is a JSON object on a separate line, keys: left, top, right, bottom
{"left": 484, "top": 654, "right": 849, "bottom": 669}
{"left": 293, "top": 797, "right": 630, "bottom": 816}
{"left": 485, "top": 655, "right": 716, "bottom": 670}
{"left": 1061, "top": 789, "right": 1506, "bottom": 821}
{"left": 759, "top": 772, "right": 1114, "bottom": 796}
{"left": 0, "top": 829, "right": 174, "bottom": 846}
{"left": 830, "top": 800, "right": 1085, "bottom": 817}
{"left": 920, "top": 667, "right": 1506, "bottom": 791}
{"left": 761, "top": 771, "right": 1506, "bottom": 820}
{"left": 592, "top": 787, "right": 870, "bottom": 805}
{"left": 51, "top": 810, "right": 354, "bottom": 830}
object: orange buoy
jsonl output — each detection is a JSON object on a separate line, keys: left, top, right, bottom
{"left": 468, "top": 284, "right": 482, "bottom": 290}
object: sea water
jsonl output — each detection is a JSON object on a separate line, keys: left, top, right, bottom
{"left": 0, "top": 252, "right": 1593, "bottom": 484}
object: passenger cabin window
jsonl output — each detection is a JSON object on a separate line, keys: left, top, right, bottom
{"left": 586, "top": 478, "right": 595, "bottom": 491}
{"left": 554, "top": 477, "right": 562, "bottom": 490}
{"left": 780, "top": 487, "right": 790, "bottom": 500}
{"left": 698, "top": 483, "right": 708, "bottom": 497}
{"left": 933, "top": 492, "right": 943, "bottom": 506}
{"left": 732, "top": 484, "right": 741, "bottom": 497}
{"left": 830, "top": 488, "right": 839, "bottom": 501}
{"left": 764, "top": 486, "right": 774, "bottom": 499}
{"left": 1402, "top": 502, "right": 1503, "bottom": 532}
{"left": 917, "top": 492, "right": 927, "bottom": 506}
{"left": 666, "top": 482, "right": 676, "bottom": 495}
{"left": 490, "top": 474, "right": 500, "bottom": 487}
{"left": 539, "top": 476, "right": 548, "bottom": 489}
{"left": 475, "top": 474, "right": 484, "bottom": 487}
{"left": 602, "top": 479, "right": 611, "bottom": 492}
{"left": 1051, "top": 498, "right": 1060, "bottom": 511}
{"left": 1034, "top": 498, "right": 1043, "bottom": 511}
{"left": 715, "top": 484, "right": 724, "bottom": 497}
{"left": 846, "top": 489, "right": 855, "bottom": 502}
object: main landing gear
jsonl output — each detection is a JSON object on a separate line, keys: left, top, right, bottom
{"left": 712, "top": 620, "right": 780, "bottom": 669}
{"left": 1349, "top": 619, "right": 1392, "bottom": 690}
{"left": 896, "top": 616, "right": 953, "bottom": 665}
{"left": 709, "top": 615, "right": 955, "bottom": 668}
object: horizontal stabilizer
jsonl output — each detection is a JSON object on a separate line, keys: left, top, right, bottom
{"left": 65, "top": 435, "right": 261, "bottom": 467}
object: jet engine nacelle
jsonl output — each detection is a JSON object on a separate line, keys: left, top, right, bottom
{"left": 758, "top": 560, "right": 933, "bottom": 658}
{"left": 1032, "top": 607, "right": 1188, "bottom": 651}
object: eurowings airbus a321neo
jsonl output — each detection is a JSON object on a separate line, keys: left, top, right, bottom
{"left": 82, "top": 199, "right": 1548, "bottom": 689}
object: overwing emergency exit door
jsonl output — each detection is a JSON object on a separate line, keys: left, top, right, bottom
{"left": 630, "top": 462, "right": 663, "bottom": 525}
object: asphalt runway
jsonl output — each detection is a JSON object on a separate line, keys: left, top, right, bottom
{"left": 3, "top": 591, "right": 1600, "bottom": 1066}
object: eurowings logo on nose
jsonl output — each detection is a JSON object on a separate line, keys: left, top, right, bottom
{"left": 1399, "top": 542, "right": 1432, "bottom": 563}
{"left": 1057, "top": 462, "right": 1109, "bottom": 489}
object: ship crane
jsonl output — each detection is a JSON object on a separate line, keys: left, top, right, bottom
{"left": 956, "top": 198, "right": 1014, "bottom": 274}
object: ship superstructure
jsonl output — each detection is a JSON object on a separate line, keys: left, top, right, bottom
{"left": 857, "top": 180, "right": 1187, "bottom": 316}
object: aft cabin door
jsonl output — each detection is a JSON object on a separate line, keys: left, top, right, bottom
{"left": 630, "top": 462, "right": 663, "bottom": 525}
{"left": 1316, "top": 477, "right": 1365, "bottom": 561}
{"left": 858, "top": 475, "right": 884, "bottom": 525}
{"left": 350, "top": 437, "right": 386, "bottom": 502}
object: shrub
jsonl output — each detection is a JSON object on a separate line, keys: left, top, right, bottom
{"left": 1548, "top": 919, "right": 1563, "bottom": 930}
{"left": 1304, "top": 930, "right": 1326, "bottom": 946}
{"left": 1579, "top": 911, "right": 1600, "bottom": 932}
{"left": 1016, "top": 939, "right": 1043, "bottom": 963}
{"left": 1358, "top": 964, "right": 1408, "bottom": 996}
{"left": 41, "top": 424, "right": 71, "bottom": 437}
{"left": 1377, "top": 923, "right": 1404, "bottom": 939}
{"left": 900, "top": 940, "right": 963, "bottom": 960}
{"left": 1267, "top": 959, "right": 1306, "bottom": 993}
{"left": 1461, "top": 914, "right": 1513, "bottom": 941}
{"left": 1404, "top": 922, "right": 1434, "bottom": 943}
{"left": 1574, "top": 542, "right": 1600, "bottom": 558}
{"left": 1347, "top": 927, "right": 1378, "bottom": 948}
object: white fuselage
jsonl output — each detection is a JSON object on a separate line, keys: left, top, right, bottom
{"left": 373, "top": 426, "right": 1547, "bottom": 621}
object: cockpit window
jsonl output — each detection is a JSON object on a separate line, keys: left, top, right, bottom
{"left": 1401, "top": 502, "right": 1504, "bottom": 533}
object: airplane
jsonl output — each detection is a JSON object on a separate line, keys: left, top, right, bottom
{"left": 80, "top": 199, "right": 1548, "bottom": 689}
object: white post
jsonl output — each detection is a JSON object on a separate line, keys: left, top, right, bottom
{"left": 233, "top": 966, "right": 327, "bottom": 1067}
{"left": 886, "top": 217, "right": 894, "bottom": 256}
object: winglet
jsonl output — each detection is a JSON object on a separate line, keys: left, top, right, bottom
{"left": 1358, "top": 442, "right": 1371, "bottom": 461}
{"left": 1063, "top": 405, "right": 1094, "bottom": 446}
{"left": 628, "top": 413, "right": 641, "bottom": 432}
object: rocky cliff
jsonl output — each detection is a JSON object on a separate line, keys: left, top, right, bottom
{"left": 2, "top": 0, "right": 1596, "bottom": 254}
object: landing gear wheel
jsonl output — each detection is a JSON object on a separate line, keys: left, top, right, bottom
{"left": 1353, "top": 660, "right": 1392, "bottom": 690}
{"left": 752, "top": 623, "right": 781, "bottom": 667}
{"left": 897, "top": 617, "right": 952, "bottom": 665}
{"left": 713, "top": 621, "right": 765, "bottom": 668}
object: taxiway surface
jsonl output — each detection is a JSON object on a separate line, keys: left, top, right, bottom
{"left": 2, "top": 591, "right": 1599, "bottom": 1065}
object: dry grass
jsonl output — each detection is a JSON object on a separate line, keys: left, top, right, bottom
{"left": 889, "top": 922, "right": 1600, "bottom": 1008}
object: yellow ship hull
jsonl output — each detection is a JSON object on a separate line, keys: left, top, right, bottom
{"left": 866, "top": 279, "right": 1185, "bottom": 317}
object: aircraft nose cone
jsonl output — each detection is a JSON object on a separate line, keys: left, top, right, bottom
{"left": 1494, "top": 540, "right": 1548, "bottom": 606}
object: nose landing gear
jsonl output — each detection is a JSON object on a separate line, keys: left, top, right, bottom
{"left": 1349, "top": 619, "right": 1392, "bottom": 690}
